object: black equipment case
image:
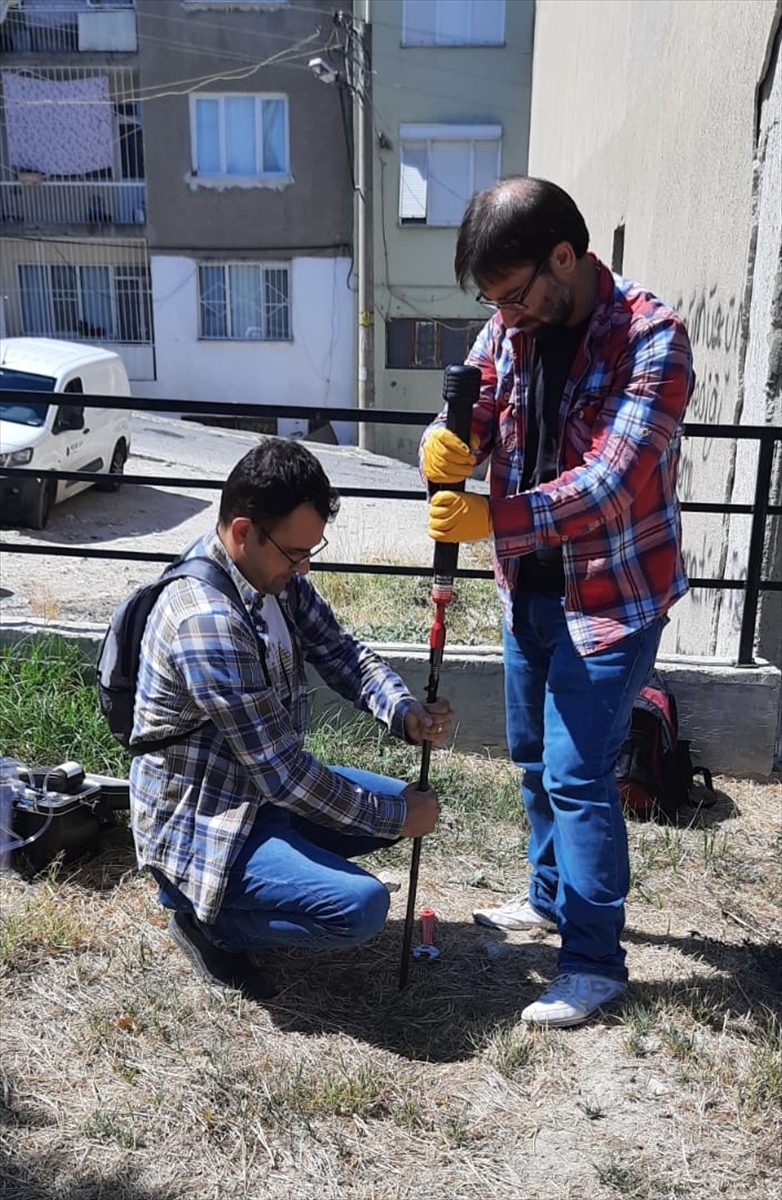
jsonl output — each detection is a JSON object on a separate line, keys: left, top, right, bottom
{"left": 10, "top": 766, "right": 130, "bottom": 874}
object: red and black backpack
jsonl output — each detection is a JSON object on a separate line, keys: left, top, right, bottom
{"left": 615, "top": 672, "right": 715, "bottom": 822}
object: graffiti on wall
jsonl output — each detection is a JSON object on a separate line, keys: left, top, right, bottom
{"left": 675, "top": 285, "right": 742, "bottom": 424}
{"left": 669, "top": 285, "right": 744, "bottom": 611}
{"left": 672, "top": 285, "right": 742, "bottom": 503}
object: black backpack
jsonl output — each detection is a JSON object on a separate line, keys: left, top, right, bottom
{"left": 97, "top": 557, "right": 247, "bottom": 756}
{"left": 615, "top": 671, "right": 715, "bottom": 822}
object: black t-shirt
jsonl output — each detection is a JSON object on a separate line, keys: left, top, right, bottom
{"left": 516, "top": 321, "right": 588, "bottom": 593}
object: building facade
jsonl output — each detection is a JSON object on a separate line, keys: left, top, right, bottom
{"left": 0, "top": 0, "right": 153, "bottom": 379}
{"left": 365, "top": 0, "right": 534, "bottom": 461}
{"left": 0, "top": 0, "right": 357, "bottom": 441}
{"left": 528, "top": 0, "right": 781, "bottom": 671}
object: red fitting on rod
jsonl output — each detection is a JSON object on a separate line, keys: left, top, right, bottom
{"left": 429, "top": 601, "right": 447, "bottom": 651}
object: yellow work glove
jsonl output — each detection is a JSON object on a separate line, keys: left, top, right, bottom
{"left": 428, "top": 491, "right": 492, "bottom": 543}
{"left": 421, "top": 427, "right": 476, "bottom": 484}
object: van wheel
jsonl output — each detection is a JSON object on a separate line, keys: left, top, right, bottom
{"left": 22, "top": 480, "right": 53, "bottom": 530}
{"left": 96, "top": 441, "right": 127, "bottom": 493}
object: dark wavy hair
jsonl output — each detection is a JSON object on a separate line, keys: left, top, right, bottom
{"left": 219, "top": 438, "right": 340, "bottom": 528}
{"left": 455, "top": 177, "right": 590, "bottom": 289}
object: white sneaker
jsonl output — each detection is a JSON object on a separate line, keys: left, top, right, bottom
{"left": 472, "top": 895, "right": 557, "bottom": 932}
{"left": 521, "top": 973, "right": 627, "bottom": 1028}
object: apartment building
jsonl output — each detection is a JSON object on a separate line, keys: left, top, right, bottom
{"left": 0, "top": 0, "right": 152, "bottom": 379}
{"left": 366, "top": 0, "right": 534, "bottom": 460}
{"left": 0, "top": 0, "right": 356, "bottom": 439}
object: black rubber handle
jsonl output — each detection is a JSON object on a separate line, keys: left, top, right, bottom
{"left": 431, "top": 364, "right": 482, "bottom": 579}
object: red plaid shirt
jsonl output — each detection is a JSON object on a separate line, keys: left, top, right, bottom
{"left": 426, "top": 256, "right": 693, "bottom": 655}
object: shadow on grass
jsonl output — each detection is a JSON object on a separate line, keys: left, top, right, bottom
{"left": 262, "top": 917, "right": 558, "bottom": 1062}
{"left": 624, "top": 782, "right": 740, "bottom": 829}
{"left": 0, "top": 1159, "right": 178, "bottom": 1200}
{"left": 259, "top": 916, "right": 781, "bottom": 1059}
{"left": 623, "top": 926, "right": 782, "bottom": 1021}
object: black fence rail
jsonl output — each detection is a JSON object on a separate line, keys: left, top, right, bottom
{"left": 1, "top": 392, "right": 780, "bottom": 666}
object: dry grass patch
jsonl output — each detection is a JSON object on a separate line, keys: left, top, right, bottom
{"left": 1, "top": 771, "right": 780, "bottom": 1200}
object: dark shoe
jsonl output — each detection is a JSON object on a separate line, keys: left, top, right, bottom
{"left": 168, "top": 911, "right": 275, "bottom": 999}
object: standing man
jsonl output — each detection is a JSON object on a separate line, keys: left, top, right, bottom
{"left": 421, "top": 177, "right": 692, "bottom": 1028}
{"left": 130, "top": 439, "right": 450, "bottom": 997}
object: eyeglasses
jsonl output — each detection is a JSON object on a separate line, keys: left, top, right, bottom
{"left": 476, "top": 259, "right": 547, "bottom": 312}
{"left": 260, "top": 528, "right": 329, "bottom": 567}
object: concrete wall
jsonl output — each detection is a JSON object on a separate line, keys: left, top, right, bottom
{"left": 527, "top": 0, "right": 782, "bottom": 671}
{"left": 133, "top": 254, "right": 356, "bottom": 443}
{"left": 137, "top": 0, "right": 352, "bottom": 256}
{"left": 368, "top": 0, "right": 534, "bottom": 462}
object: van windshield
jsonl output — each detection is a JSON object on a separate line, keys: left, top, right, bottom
{"left": 0, "top": 368, "right": 56, "bottom": 427}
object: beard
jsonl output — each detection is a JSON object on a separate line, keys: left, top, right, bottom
{"left": 509, "top": 278, "right": 576, "bottom": 336}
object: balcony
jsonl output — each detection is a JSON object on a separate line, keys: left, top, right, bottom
{"left": 0, "top": 178, "right": 145, "bottom": 227}
{"left": 0, "top": 1, "right": 137, "bottom": 55}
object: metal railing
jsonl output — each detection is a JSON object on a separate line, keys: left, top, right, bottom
{"left": 0, "top": 179, "right": 146, "bottom": 227}
{"left": 0, "top": 392, "right": 779, "bottom": 666}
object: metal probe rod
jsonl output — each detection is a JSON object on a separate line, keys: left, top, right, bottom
{"left": 399, "top": 363, "right": 480, "bottom": 989}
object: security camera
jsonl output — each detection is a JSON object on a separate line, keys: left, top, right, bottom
{"left": 308, "top": 57, "right": 338, "bottom": 85}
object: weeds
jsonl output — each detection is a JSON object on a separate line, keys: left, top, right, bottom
{"left": 483, "top": 1022, "right": 537, "bottom": 1078}
{"left": 743, "top": 1012, "right": 782, "bottom": 1116}
{"left": 0, "top": 635, "right": 128, "bottom": 774}
{"left": 315, "top": 569, "right": 501, "bottom": 647}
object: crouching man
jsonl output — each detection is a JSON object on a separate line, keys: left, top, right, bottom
{"left": 130, "top": 439, "right": 450, "bottom": 997}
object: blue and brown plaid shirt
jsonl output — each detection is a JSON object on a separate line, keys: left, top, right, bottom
{"left": 129, "top": 530, "right": 416, "bottom": 923}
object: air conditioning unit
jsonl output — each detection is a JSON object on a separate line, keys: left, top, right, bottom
{"left": 78, "top": 8, "right": 137, "bottom": 53}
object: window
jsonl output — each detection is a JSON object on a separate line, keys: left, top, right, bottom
{"left": 611, "top": 224, "right": 625, "bottom": 274}
{"left": 386, "top": 318, "right": 485, "bottom": 370}
{"left": 18, "top": 263, "right": 152, "bottom": 343}
{"left": 198, "top": 263, "right": 291, "bottom": 341}
{"left": 402, "top": 0, "right": 505, "bottom": 46}
{"left": 399, "top": 124, "right": 500, "bottom": 226}
{"left": 190, "top": 94, "right": 289, "bottom": 180}
{"left": 116, "top": 102, "right": 144, "bottom": 181}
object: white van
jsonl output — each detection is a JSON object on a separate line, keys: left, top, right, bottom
{"left": 0, "top": 338, "right": 132, "bottom": 529}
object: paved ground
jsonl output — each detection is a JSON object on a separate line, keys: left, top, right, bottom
{"left": 0, "top": 415, "right": 445, "bottom": 629}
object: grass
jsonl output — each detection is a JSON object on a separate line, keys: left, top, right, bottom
{"left": 316, "top": 565, "right": 501, "bottom": 647}
{"left": 1, "top": 637, "right": 781, "bottom": 1199}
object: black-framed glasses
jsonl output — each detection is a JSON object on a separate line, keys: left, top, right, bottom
{"left": 260, "top": 528, "right": 329, "bottom": 567}
{"left": 476, "top": 258, "right": 547, "bottom": 312}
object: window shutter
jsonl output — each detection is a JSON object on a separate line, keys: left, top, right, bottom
{"left": 399, "top": 142, "right": 428, "bottom": 221}
{"left": 402, "top": 0, "right": 437, "bottom": 46}
{"left": 480, "top": 0, "right": 506, "bottom": 45}
{"left": 428, "top": 141, "right": 470, "bottom": 226}
{"left": 473, "top": 138, "right": 500, "bottom": 193}
{"left": 437, "top": 0, "right": 471, "bottom": 45}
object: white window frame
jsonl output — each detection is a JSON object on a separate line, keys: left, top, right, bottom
{"left": 398, "top": 124, "right": 501, "bottom": 227}
{"left": 401, "top": 0, "right": 505, "bottom": 47}
{"left": 18, "top": 262, "right": 152, "bottom": 344}
{"left": 197, "top": 261, "right": 292, "bottom": 342}
{"left": 188, "top": 93, "right": 290, "bottom": 184}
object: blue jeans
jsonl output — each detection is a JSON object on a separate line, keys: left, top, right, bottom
{"left": 155, "top": 767, "right": 403, "bottom": 953}
{"left": 503, "top": 589, "right": 664, "bottom": 983}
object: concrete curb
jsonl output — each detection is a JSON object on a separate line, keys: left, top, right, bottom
{"left": 1, "top": 623, "right": 779, "bottom": 777}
